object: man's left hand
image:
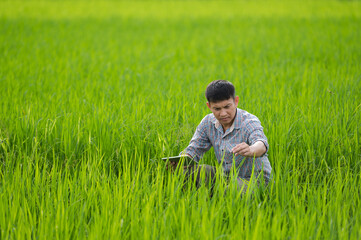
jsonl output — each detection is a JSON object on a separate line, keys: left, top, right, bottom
{"left": 232, "top": 142, "right": 255, "bottom": 157}
{"left": 232, "top": 141, "right": 267, "bottom": 157}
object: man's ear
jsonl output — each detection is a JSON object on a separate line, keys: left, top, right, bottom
{"left": 206, "top": 102, "right": 211, "bottom": 110}
{"left": 234, "top": 96, "right": 239, "bottom": 107}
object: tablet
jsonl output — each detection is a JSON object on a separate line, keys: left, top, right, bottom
{"left": 161, "top": 155, "right": 195, "bottom": 165}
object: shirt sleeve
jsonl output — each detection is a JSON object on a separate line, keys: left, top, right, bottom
{"left": 245, "top": 118, "right": 269, "bottom": 154}
{"left": 180, "top": 116, "right": 212, "bottom": 162}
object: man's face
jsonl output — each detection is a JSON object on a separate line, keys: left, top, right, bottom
{"left": 207, "top": 96, "right": 239, "bottom": 128}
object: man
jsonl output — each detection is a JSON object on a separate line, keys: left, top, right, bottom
{"left": 177, "top": 80, "right": 272, "bottom": 193}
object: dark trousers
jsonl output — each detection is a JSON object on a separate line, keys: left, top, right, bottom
{"left": 183, "top": 164, "right": 251, "bottom": 195}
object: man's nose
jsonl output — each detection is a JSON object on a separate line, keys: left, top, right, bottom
{"left": 220, "top": 109, "right": 227, "bottom": 117}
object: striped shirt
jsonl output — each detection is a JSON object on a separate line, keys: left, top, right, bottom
{"left": 181, "top": 108, "right": 272, "bottom": 181}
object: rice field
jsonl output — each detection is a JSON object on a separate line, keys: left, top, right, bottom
{"left": 0, "top": 0, "right": 361, "bottom": 239}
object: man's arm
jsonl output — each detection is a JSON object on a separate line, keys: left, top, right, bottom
{"left": 232, "top": 117, "right": 269, "bottom": 158}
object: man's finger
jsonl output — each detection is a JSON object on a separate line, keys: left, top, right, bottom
{"left": 232, "top": 143, "right": 247, "bottom": 153}
{"left": 239, "top": 149, "right": 249, "bottom": 155}
{"left": 232, "top": 144, "right": 242, "bottom": 152}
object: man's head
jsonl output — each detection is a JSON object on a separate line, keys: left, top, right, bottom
{"left": 205, "top": 80, "right": 239, "bottom": 129}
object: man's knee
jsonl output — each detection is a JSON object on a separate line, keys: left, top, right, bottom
{"left": 236, "top": 176, "right": 269, "bottom": 194}
{"left": 237, "top": 178, "right": 249, "bottom": 194}
{"left": 183, "top": 164, "right": 216, "bottom": 188}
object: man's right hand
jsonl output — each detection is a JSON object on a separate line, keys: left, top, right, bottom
{"left": 166, "top": 154, "right": 193, "bottom": 171}
{"left": 167, "top": 161, "right": 178, "bottom": 171}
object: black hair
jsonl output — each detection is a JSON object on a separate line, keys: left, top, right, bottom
{"left": 205, "top": 80, "right": 235, "bottom": 103}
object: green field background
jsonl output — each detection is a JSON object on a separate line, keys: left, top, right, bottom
{"left": 1, "top": 1, "right": 361, "bottom": 239}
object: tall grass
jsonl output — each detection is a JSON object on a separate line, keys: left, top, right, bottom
{"left": 1, "top": 1, "right": 361, "bottom": 239}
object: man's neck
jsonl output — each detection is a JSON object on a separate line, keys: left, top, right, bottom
{"left": 222, "top": 125, "right": 230, "bottom": 132}
{"left": 222, "top": 118, "right": 235, "bottom": 132}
